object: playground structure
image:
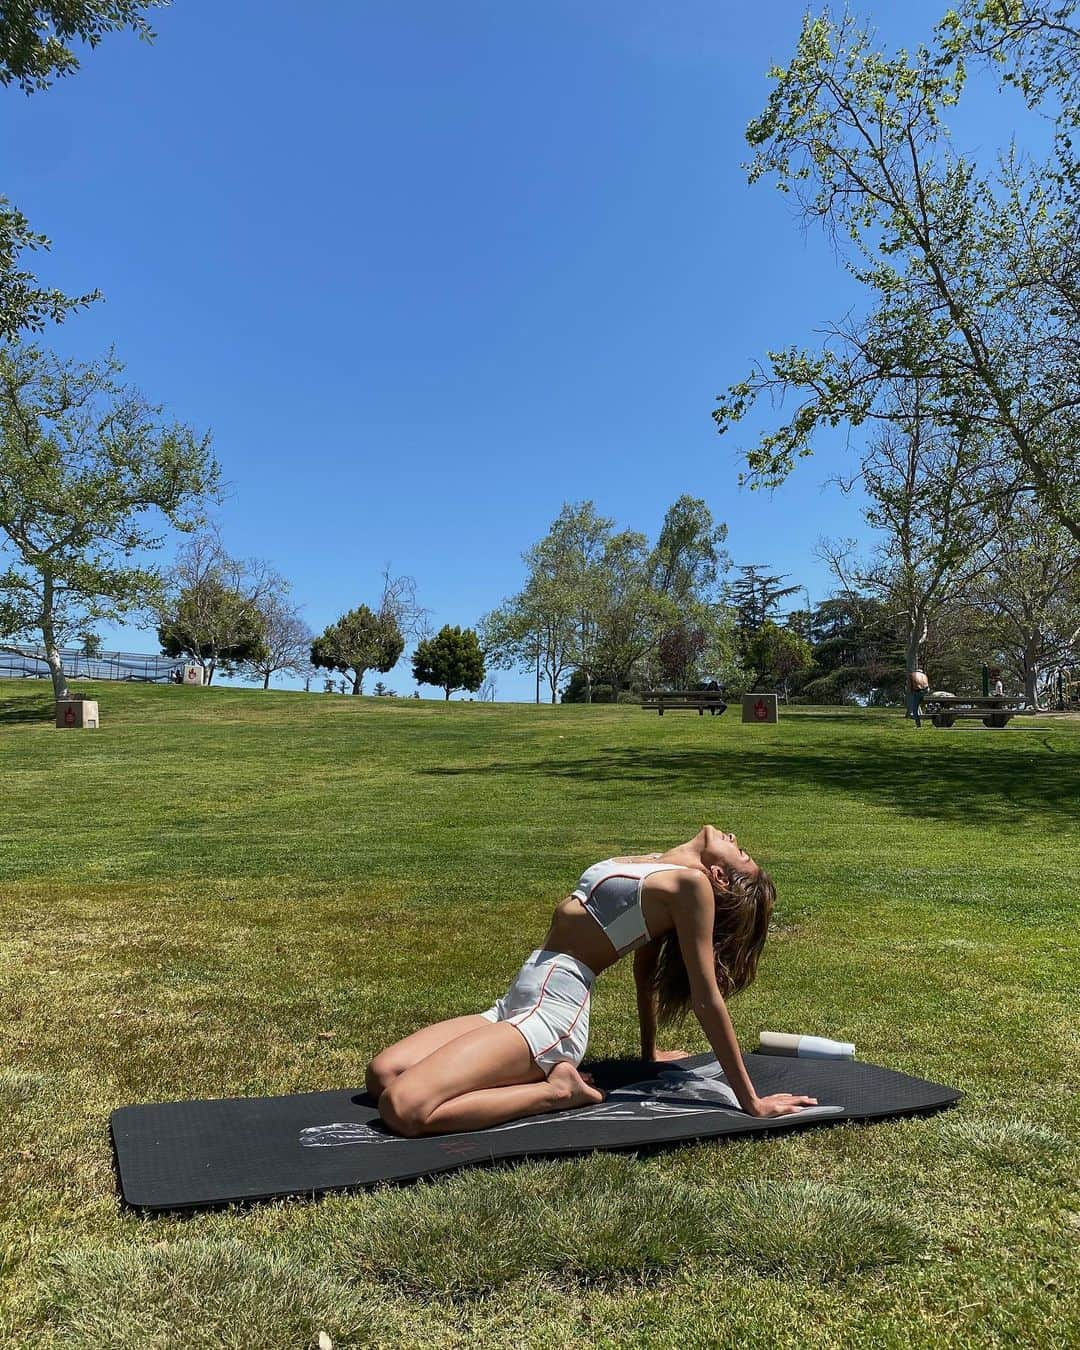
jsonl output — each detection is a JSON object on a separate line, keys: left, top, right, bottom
{"left": 0, "top": 647, "right": 186, "bottom": 685}
{"left": 1052, "top": 666, "right": 1080, "bottom": 711}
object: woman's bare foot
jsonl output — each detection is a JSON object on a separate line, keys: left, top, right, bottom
{"left": 547, "top": 1062, "right": 605, "bottom": 1111}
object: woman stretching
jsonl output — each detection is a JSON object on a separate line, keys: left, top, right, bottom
{"left": 366, "top": 825, "right": 817, "bottom": 1135}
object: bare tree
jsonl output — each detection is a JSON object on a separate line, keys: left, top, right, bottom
{"left": 378, "top": 565, "right": 430, "bottom": 643}
{"left": 245, "top": 592, "right": 312, "bottom": 690}
{"left": 962, "top": 499, "right": 1080, "bottom": 705}
{"left": 821, "top": 383, "right": 1002, "bottom": 678}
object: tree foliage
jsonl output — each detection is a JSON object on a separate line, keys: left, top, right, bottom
{"left": 799, "top": 596, "right": 906, "bottom": 704}
{"left": 159, "top": 579, "right": 266, "bottom": 684}
{"left": 412, "top": 624, "right": 485, "bottom": 700}
{"left": 714, "top": 3, "right": 1080, "bottom": 543}
{"left": 743, "top": 619, "right": 813, "bottom": 695}
{"left": 0, "top": 344, "right": 218, "bottom": 699}
{"left": 0, "top": 2, "right": 165, "bottom": 339}
{"left": 725, "top": 565, "right": 801, "bottom": 654}
{"left": 311, "top": 605, "right": 404, "bottom": 696}
{"left": 484, "top": 496, "right": 730, "bottom": 701}
{"left": 0, "top": 1, "right": 163, "bottom": 93}
{"left": 156, "top": 529, "right": 277, "bottom": 685}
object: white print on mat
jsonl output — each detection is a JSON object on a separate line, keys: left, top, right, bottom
{"left": 297, "top": 1063, "right": 842, "bottom": 1148}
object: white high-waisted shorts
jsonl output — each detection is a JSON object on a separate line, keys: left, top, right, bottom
{"left": 479, "top": 949, "right": 596, "bottom": 1072}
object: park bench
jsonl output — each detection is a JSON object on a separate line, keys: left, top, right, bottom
{"left": 641, "top": 689, "right": 729, "bottom": 717}
{"left": 920, "top": 694, "right": 1035, "bottom": 728}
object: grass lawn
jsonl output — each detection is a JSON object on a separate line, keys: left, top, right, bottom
{"left": 0, "top": 678, "right": 1077, "bottom": 1348}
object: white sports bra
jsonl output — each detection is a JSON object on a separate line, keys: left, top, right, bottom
{"left": 572, "top": 858, "right": 689, "bottom": 956}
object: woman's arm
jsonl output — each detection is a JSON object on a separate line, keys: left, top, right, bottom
{"left": 634, "top": 942, "right": 689, "bottom": 1062}
{"left": 672, "top": 876, "right": 817, "bottom": 1118}
{"left": 633, "top": 943, "right": 659, "bottom": 1059}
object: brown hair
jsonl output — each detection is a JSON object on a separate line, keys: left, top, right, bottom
{"left": 652, "top": 866, "right": 776, "bottom": 1025}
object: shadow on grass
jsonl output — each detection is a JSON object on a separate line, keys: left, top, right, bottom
{"left": 421, "top": 741, "right": 1078, "bottom": 826}
{"left": 0, "top": 699, "right": 54, "bottom": 724}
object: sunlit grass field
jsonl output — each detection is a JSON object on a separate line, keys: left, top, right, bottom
{"left": 1, "top": 678, "right": 1077, "bottom": 1347}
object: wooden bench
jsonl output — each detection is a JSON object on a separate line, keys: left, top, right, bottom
{"left": 641, "top": 689, "right": 729, "bottom": 717}
{"left": 920, "top": 695, "right": 1034, "bottom": 728}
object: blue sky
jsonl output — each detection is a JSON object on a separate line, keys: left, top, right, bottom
{"left": 2, "top": 1, "right": 1042, "bottom": 698}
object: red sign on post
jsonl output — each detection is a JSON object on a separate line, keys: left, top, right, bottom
{"left": 741, "top": 693, "right": 779, "bottom": 724}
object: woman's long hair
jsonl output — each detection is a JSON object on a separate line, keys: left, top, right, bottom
{"left": 652, "top": 866, "right": 776, "bottom": 1025}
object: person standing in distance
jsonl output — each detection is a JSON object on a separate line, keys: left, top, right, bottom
{"left": 908, "top": 668, "right": 929, "bottom": 727}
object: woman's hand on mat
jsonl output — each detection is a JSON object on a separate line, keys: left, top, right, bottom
{"left": 653, "top": 1049, "right": 690, "bottom": 1061}
{"left": 747, "top": 1093, "right": 819, "bottom": 1117}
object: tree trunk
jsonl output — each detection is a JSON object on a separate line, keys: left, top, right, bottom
{"left": 904, "top": 610, "right": 928, "bottom": 715}
{"left": 1023, "top": 639, "right": 1040, "bottom": 708}
{"left": 585, "top": 671, "right": 592, "bottom": 704}
{"left": 40, "top": 574, "right": 70, "bottom": 702}
{"left": 535, "top": 643, "right": 540, "bottom": 705}
{"left": 206, "top": 662, "right": 216, "bottom": 685}
{"left": 263, "top": 672, "right": 271, "bottom": 690}
{"left": 352, "top": 671, "right": 363, "bottom": 695}
{"left": 444, "top": 686, "right": 451, "bottom": 700}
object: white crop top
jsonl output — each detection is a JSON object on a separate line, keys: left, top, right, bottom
{"left": 572, "top": 858, "right": 688, "bottom": 955}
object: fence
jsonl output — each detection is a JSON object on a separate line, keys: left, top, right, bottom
{"left": 0, "top": 648, "right": 186, "bottom": 684}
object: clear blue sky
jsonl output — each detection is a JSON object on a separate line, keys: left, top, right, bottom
{"left": 2, "top": 0, "right": 1040, "bottom": 698}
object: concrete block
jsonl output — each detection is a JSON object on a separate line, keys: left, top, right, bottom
{"left": 741, "top": 693, "right": 779, "bottom": 724}
{"left": 56, "top": 698, "right": 99, "bottom": 729}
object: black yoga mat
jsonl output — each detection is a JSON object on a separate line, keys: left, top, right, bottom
{"left": 111, "top": 1052, "right": 960, "bottom": 1212}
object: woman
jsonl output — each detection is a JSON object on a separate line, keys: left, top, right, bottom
{"left": 366, "top": 825, "right": 816, "bottom": 1135}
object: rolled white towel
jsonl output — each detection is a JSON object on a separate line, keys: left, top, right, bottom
{"left": 759, "top": 1031, "right": 855, "bottom": 1060}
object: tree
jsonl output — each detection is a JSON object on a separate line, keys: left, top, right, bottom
{"left": 481, "top": 503, "right": 610, "bottom": 704}
{"left": 0, "top": 345, "right": 218, "bottom": 700}
{"left": 1, "top": 3, "right": 164, "bottom": 340}
{"left": 714, "top": 4, "right": 1080, "bottom": 544}
{"left": 725, "top": 566, "right": 801, "bottom": 653}
{"left": 245, "top": 592, "right": 312, "bottom": 690}
{"left": 375, "top": 566, "right": 430, "bottom": 645}
{"left": 482, "top": 593, "right": 550, "bottom": 705}
{"left": 962, "top": 498, "right": 1080, "bottom": 704}
{"left": 743, "top": 620, "right": 813, "bottom": 696}
{"left": 647, "top": 495, "right": 729, "bottom": 604}
{"left": 310, "top": 604, "right": 404, "bottom": 695}
{"left": 156, "top": 528, "right": 279, "bottom": 685}
{"left": 656, "top": 623, "right": 708, "bottom": 689}
{"left": 821, "top": 381, "right": 1000, "bottom": 678}
{"left": 412, "top": 625, "right": 485, "bottom": 700}
{"left": 488, "top": 496, "right": 733, "bottom": 703}
{"left": 541, "top": 501, "right": 613, "bottom": 704}
{"left": 590, "top": 528, "right": 672, "bottom": 697}
{"left": 800, "top": 595, "right": 905, "bottom": 705}
{"left": 159, "top": 578, "right": 266, "bottom": 683}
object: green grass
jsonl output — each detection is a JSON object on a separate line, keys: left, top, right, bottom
{"left": 1, "top": 678, "right": 1077, "bottom": 1347}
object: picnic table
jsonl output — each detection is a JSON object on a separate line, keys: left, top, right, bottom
{"left": 641, "top": 689, "right": 728, "bottom": 717}
{"left": 921, "top": 694, "right": 1034, "bottom": 728}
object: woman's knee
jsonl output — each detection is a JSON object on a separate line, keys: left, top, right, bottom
{"left": 365, "top": 1052, "right": 403, "bottom": 1099}
{"left": 378, "top": 1081, "right": 428, "bottom": 1138}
